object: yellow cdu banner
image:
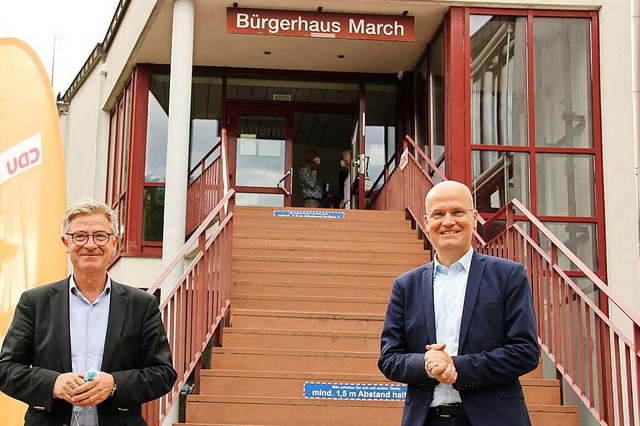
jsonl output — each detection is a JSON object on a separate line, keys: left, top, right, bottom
{"left": 0, "top": 38, "right": 68, "bottom": 425}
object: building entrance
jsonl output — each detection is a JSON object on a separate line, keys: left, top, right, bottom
{"left": 227, "top": 101, "right": 359, "bottom": 208}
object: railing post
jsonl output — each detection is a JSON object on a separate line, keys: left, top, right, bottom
{"left": 505, "top": 204, "right": 514, "bottom": 259}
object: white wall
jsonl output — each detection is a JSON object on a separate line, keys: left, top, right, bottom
{"left": 102, "top": 0, "right": 163, "bottom": 110}
{"left": 598, "top": 0, "right": 640, "bottom": 317}
{"left": 63, "top": 62, "right": 110, "bottom": 204}
{"left": 108, "top": 257, "right": 164, "bottom": 289}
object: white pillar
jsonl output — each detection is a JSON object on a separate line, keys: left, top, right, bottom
{"left": 161, "top": 2, "right": 194, "bottom": 425}
{"left": 162, "top": 0, "right": 194, "bottom": 292}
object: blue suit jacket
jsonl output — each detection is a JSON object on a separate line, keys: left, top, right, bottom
{"left": 378, "top": 252, "right": 539, "bottom": 426}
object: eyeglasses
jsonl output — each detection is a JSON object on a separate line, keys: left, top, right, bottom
{"left": 427, "top": 208, "right": 474, "bottom": 220}
{"left": 65, "top": 231, "right": 113, "bottom": 246}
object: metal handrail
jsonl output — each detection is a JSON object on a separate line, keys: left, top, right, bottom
{"left": 188, "top": 138, "right": 222, "bottom": 178}
{"left": 143, "top": 133, "right": 235, "bottom": 425}
{"left": 370, "top": 135, "right": 640, "bottom": 425}
{"left": 370, "top": 135, "right": 486, "bottom": 246}
{"left": 186, "top": 131, "right": 229, "bottom": 234}
{"left": 481, "top": 199, "right": 640, "bottom": 326}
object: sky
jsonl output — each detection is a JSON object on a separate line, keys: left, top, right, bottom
{"left": 0, "top": 0, "right": 121, "bottom": 95}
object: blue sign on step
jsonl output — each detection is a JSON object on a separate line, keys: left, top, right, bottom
{"left": 273, "top": 210, "right": 345, "bottom": 219}
{"left": 303, "top": 382, "right": 407, "bottom": 401}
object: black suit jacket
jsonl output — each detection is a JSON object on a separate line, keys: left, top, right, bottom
{"left": 0, "top": 277, "right": 178, "bottom": 426}
{"left": 378, "top": 252, "right": 539, "bottom": 426}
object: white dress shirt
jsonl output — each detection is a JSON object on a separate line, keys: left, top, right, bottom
{"left": 69, "top": 274, "right": 112, "bottom": 426}
{"left": 429, "top": 247, "right": 473, "bottom": 407}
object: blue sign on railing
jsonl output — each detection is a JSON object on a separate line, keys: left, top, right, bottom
{"left": 273, "top": 210, "right": 345, "bottom": 219}
{"left": 303, "top": 382, "right": 407, "bottom": 401}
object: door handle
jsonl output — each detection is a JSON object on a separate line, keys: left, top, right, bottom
{"left": 276, "top": 168, "right": 292, "bottom": 196}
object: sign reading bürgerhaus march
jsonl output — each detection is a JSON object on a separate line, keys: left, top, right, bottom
{"left": 227, "top": 8, "right": 415, "bottom": 42}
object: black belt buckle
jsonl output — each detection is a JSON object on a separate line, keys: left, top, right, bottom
{"left": 431, "top": 403, "right": 465, "bottom": 417}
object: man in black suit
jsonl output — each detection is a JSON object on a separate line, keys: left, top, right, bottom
{"left": 378, "top": 181, "right": 539, "bottom": 426}
{"left": 0, "top": 199, "right": 177, "bottom": 425}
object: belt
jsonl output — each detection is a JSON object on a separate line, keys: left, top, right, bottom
{"left": 303, "top": 197, "right": 321, "bottom": 201}
{"left": 428, "top": 403, "right": 465, "bottom": 417}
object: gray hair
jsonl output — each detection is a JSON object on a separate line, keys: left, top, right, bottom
{"left": 60, "top": 199, "right": 119, "bottom": 235}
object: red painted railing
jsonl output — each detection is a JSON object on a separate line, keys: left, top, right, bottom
{"left": 478, "top": 201, "right": 640, "bottom": 426}
{"left": 142, "top": 132, "right": 234, "bottom": 425}
{"left": 186, "top": 129, "right": 230, "bottom": 235}
{"left": 371, "top": 135, "right": 640, "bottom": 426}
{"left": 370, "top": 135, "right": 484, "bottom": 245}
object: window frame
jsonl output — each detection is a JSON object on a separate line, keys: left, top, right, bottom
{"left": 447, "top": 7, "right": 606, "bottom": 283}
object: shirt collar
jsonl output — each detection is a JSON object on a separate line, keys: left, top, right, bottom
{"left": 433, "top": 246, "right": 474, "bottom": 274}
{"left": 69, "top": 273, "right": 112, "bottom": 297}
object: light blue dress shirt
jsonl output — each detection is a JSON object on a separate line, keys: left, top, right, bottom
{"left": 69, "top": 274, "right": 111, "bottom": 426}
{"left": 430, "top": 247, "right": 473, "bottom": 407}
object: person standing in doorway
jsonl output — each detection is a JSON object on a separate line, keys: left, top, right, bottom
{"left": 0, "top": 199, "right": 177, "bottom": 426}
{"left": 339, "top": 150, "right": 351, "bottom": 209}
{"left": 378, "top": 180, "right": 539, "bottom": 426}
{"left": 299, "top": 149, "right": 324, "bottom": 208}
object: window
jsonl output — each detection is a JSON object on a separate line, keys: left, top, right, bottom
{"left": 464, "top": 10, "right": 603, "bottom": 280}
{"left": 142, "top": 74, "right": 170, "bottom": 242}
{"left": 107, "top": 82, "right": 132, "bottom": 247}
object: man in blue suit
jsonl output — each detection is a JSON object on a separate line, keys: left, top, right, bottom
{"left": 378, "top": 180, "right": 539, "bottom": 426}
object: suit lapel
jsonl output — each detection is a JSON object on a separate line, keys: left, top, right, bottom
{"left": 458, "top": 252, "right": 486, "bottom": 351}
{"left": 50, "top": 278, "right": 72, "bottom": 372}
{"left": 101, "top": 281, "right": 127, "bottom": 371}
{"left": 421, "top": 263, "right": 437, "bottom": 344}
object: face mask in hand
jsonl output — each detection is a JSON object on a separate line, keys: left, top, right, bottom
{"left": 313, "top": 157, "right": 321, "bottom": 165}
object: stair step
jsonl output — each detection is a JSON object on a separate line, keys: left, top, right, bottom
{"left": 528, "top": 405, "right": 580, "bottom": 426}
{"left": 200, "top": 370, "right": 390, "bottom": 396}
{"left": 185, "top": 396, "right": 401, "bottom": 426}
{"left": 232, "top": 255, "right": 421, "bottom": 273}
{"left": 222, "top": 328, "right": 380, "bottom": 351}
{"left": 184, "top": 396, "right": 577, "bottom": 426}
{"left": 234, "top": 219, "right": 412, "bottom": 232}
{"left": 234, "top": 206, "right": 406, "bottom": 221}
{"left": 232, "top": 281, "right": 392, "bottom": 298}
{"left": 211, "top": 347, "right": 380, "bottom": 374}
{"left": 231, "top": 309, "right": 385, "bottom": 332}
{"left": 232, "top": 294, "right": 388, "bottom": 314}
{"left": 200, "top": 369, "right": 559, "bottom": 405}
{"left": 233, "top": 238, "right": 422, "bottom": 252}
{"left": 233, "top": 268, "right": 398, "bottom": 284}
{"left": 233, "top": 246, "right": 428, "bottom": 262}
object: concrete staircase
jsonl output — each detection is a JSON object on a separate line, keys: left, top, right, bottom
{"left": 179, "top": 206, "right": 579, "bottom": 425}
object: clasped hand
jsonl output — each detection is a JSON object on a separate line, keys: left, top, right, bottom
{"left": 424, "top": 343, "right": 457, "bottom": 385}
{"left": 53, "top": 371, "right": 115, "bottom": 407}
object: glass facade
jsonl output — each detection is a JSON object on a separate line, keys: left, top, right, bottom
{"left": 472, "top": 151, "right": 530, "bottom": 212}
{"left": 145, "top": 75, "right": 169, "bottom": 183}
{"left": 104, "top": 8, "right": 601, "bottom": 269}
{"left": 534, "top": 18, "right": 593, "bottom": 149}
{"left": 470, "top": 16, "right": 528, "bottom": 147}
{"left": 430, "top": 31, "right": 445, "bottom": 168}
{"left": 468, "top": 12, "right": 601, "bottom": 279}
{"left": 365, "top": 84, "right": 397, "bottom": 188}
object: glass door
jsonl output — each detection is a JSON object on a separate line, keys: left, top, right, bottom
{"left": 228, "top": 104, "right": 293, "bottom": 207}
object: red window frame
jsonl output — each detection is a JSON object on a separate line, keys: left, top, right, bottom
{"left": 442, "top": 7, "right": 606, "bottom": 283}
{"left": 106, "top": 65, "right": 159, "bottom": 258}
